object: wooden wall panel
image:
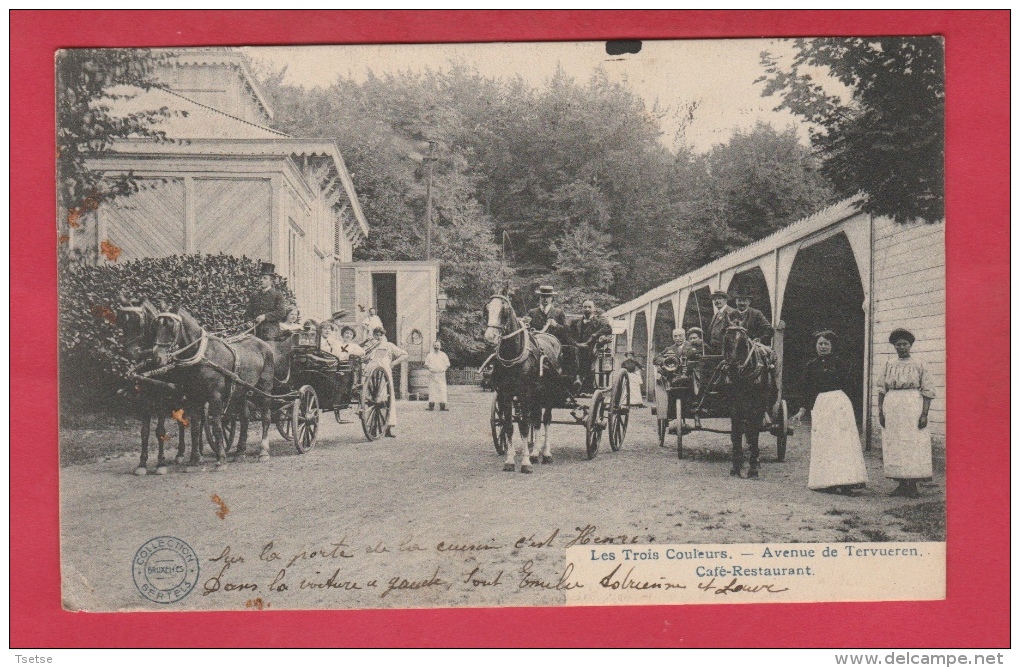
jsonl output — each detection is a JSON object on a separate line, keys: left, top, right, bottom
{"left": 102, "top": 179, "right": 185, "bottom": 260}
{"left": 397, "top": 269, "right": 435, "bottom": 363}
{"left": 194, "top": 178, "right": 271, "bottom": 260}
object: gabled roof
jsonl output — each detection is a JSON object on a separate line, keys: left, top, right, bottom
{"left": 100, "top": 86, "right": 287, "bottom": 140}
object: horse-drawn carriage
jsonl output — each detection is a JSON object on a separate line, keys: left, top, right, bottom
{"left": 653, "top": 322, "right": 790, "bottom": 462}
{"left": 483, "top": 296, "right": 631, "bottom": 469}
{"left": 132, "top": 307, "right": 392, "bottom": 470}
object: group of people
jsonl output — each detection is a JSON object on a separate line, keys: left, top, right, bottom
{"left": 643, "top": 285, "right": 936, "bottom": 499}
{"left": 243, "top": 262, "right": 452, "bottom": 438}
{"left": 796, "top": 326, "right": 935, "bottom": 499}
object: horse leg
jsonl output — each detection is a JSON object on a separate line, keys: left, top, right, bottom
{"left": 730, "top": 408, "right": 745, "bottom": 477}
{"left": 258, "top": 397, "right": 271, "bottom": 463}
{"left": 186, "top": 402, "right": 204, "bottom": 471}
{"left": 174, "top": 418, "right": 187, "bottom": 465}
{"left": 135, "top": 410, "right": 151, "bottom": 476}
{"left": 154, "top": 415, "right": 169, "bottom": 475}
{"left": 501, "top": 395, "right": 517, "bottom": 472}
{"left": 207, "top": 396, "right": 228, "bottom": 469}
{"left": 746, "top": 404, "right": 763, "bottom": 478}
{"left": 540, "top": 406, "right": 553, "bottom": 464}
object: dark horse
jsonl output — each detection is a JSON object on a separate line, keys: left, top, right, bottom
{"left": 117, "top": 299, "right": 193, "bottom": 475}
{"left": 721, "top": 324, "right": 778, "bottom": 478}
{"left": 483, "top": 295, "right": 561, "bottom": 473}
{"left": 151, "top": 306, "right": 281, "bottom": 467}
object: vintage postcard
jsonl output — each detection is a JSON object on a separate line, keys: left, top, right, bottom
{"left": 56, "top": 38, "right": 946, "bottom": 612}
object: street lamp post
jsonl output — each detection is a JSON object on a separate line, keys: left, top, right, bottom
{"left": 424, "top": 140, "right": 438, "bottom": 261}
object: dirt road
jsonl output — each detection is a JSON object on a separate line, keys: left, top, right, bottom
{"left": 60, "top": 386, "right": 944, "bottom": 611}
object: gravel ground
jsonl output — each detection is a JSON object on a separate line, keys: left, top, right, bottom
{"left": 59, "top": 385, "right": 945, "bottom": 611}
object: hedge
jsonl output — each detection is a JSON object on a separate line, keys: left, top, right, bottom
{"left": 59, "top": 253, "right": 294, "bottom": 415}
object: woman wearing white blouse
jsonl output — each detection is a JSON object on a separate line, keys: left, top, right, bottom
{"left": 877, "top": 328, "right": 936, "bottom": 498}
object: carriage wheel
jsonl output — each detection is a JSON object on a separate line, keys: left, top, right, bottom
{"left": 275, "top": 406, "right": 292, "bottom": 441}
{"left": 675, "top": 397, "right": 684, "bottom": 460}
{"left": 775, "top": 399, "right": 789, "bottom": 462}
{"left": 585, "top": 391, "right": 608, "bottom": 460}
{"left": 490, "top": 395, "right": 513, "bottom": 456}
{"left": 360, "top": 367, "right": 391, "bottom": 441}
{"left": 291, "top": 385, "right": 320, "bottom": 454}
{"left": 204, "top": 407, "right": 241, "bottom": 455}
{"left": 608, "top": 371, "right": 630, "bottom": 452}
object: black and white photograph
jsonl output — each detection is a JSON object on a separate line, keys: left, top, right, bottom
{"left": 56, "top": 38, "right": 946, "bottom": 611}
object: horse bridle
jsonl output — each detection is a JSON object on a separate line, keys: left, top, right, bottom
{"left": 722, "top": 325, "right": 763, "bottom": 378}
{"left": 151, "top": 312, "right": 208, "bottom": 368}
{"left": 484, "top": 295, "right": 530, "bottom": 366}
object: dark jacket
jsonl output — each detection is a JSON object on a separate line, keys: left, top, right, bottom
{"left": 708, "top": 305, "right": 738, "bottom": 352}
{"left": 728, "top": 307, "right": 774, "bottom": 345}
{"left": 803, "top": 354, "right": 849, "bottom": 411}
{"left": 526, "top": 305, "right": 571, "bottom": 342}
{"left": 571, "top": 315, "right": 612, "bottom": 347}
{"left": 244, "top": 288, "right": 289, "bottom": 341}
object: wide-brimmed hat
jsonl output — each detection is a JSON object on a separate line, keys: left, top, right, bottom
{"left": 330, "top": 310, "right": 348, "bottom": 321}
{"left": 535, "top": 285, "right": 558, "bottom": 296}
{"left": 258, "top": 262, "right": 276, "bottom": 276}
{"left": 709, "top": 290, "right": 729, "bottom": 300}
{"left": 888, "top": 328, "right": 915, "bottom": 345}
{"left": 687, "top": 327, "right": 704, "bottom": 338}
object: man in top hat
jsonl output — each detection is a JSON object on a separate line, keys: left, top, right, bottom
{"left": 728, "top": 286, "right": 773, "bottom": 345}
{"left": 244, "top": 262, "right": 289, "bottom": 341}
{"left": 708, "top": 290, "right": 737, "bottom": 354}
{"left": 570, "top": 299, "right": 613, "bottom": 394}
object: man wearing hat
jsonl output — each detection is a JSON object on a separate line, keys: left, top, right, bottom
{"left": 708, "top": 290, "right": 737, "bottom": 354}
{"left": 525, "top": 285, "right": 577, "bottom": 385}
{"left": 727, "top": 286, "right": 773, "bottom": 345}
{"left": 571, "top": 299, "right": 613, "bottom": 394}
{"left": 244, "top": 262, "right": 289, "bottom": 341}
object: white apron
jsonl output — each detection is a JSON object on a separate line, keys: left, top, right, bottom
{"left": 882, "top": 389, "right": 933, "bottom": 480}
{"left": 627, "top": 371, "right": 644, "bottom": 405}
{"left": 808, "top": 391, "right": 868, "bottom": 489}
{"left": 428, "top": 371, "right": 448, "bottom": 403}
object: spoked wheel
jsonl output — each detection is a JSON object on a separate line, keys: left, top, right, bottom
{"left": 275, "top": 405, "right": 293, "bottom": 441}
{"left": 675, "top": 397, "right": 684, "bottom": 460}
{"left": 585, "top": 391, "right": 608, "bottom": 460}
{"left": 291, "top": 385, "right": 320, "bottom": 454}
{"left": 490, "top": 395, "right": 514, "bottom": 456}
{"left": 204, "top": 406, "right": 245, "bottom": 455}
{"left": 775, "top": 399, "right": 789, "bottom": 462}
{"left": 360, "top": 367, "right": 391, "bottom": 441}
{"left": 608, "top": 371, "right": 630, "bottom": 452}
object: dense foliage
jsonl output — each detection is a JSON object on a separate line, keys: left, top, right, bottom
{"left": 759, "top": 37, "right": 945, "bottom": 223}
{"left": 259, "top": 64, "right": 833, "bottom": 362}
{"left": 56, "top": 48, "right": 179, "bottom": 254}
{"left": 59, "top": 254, "right": 294, "bottom": 412}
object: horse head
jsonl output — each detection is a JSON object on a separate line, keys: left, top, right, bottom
{"left": 722, "top": 324, "right": 751, "bottom": 367}
{"left": 152, "top": 304, "right": 205, "bottom": 367}
{"left": 483, "top": 295, "right": 515, "bottom": 347}
{"left": 117, "top": 298, "right": 161, "bottom": 365}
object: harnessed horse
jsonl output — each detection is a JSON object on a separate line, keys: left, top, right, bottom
{"left": 150, "top": 306, "right": 278, "bottom": 467}
{"left": 721, "top": 324, "right": 778, "bottom": 478}
{"left": 483, "top": 295, "right": 561, "bottom": 473}
{"left": 117, "top": 299, "right": 193, "bottom": 475}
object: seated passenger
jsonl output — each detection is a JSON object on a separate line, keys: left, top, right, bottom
{"left": 280, "top": 306, "right": 304, "bottom": 333}
{"left": 325, "top": 325, "right": 365, "bottom": 361}
{"left": 680, "top": 327, "right": 705, "bottom": 358}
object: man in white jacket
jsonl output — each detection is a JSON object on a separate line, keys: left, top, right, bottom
{"left": 424, "top": 340, "right": 451, "bottom": 411}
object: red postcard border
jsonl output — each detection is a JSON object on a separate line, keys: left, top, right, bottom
{"left": 10, "top": 10, "right": 1010, "bottom": 648}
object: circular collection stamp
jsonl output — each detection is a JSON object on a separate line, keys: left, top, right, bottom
{"left": 132, "top": 536, "right": 199, "bottom": 604}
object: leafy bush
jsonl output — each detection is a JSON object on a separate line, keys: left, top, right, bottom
{"left": 59, "top": 253, "right": 294, "bottom": 415}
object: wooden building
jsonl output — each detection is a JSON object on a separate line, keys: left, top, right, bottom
{"left": 605, "top": 199, "right": 946, "bottom": 450}
{"left": 70, "top": 49, "right": 369, "bottom": 322}
{"left": 333, "top": 261, "right": 442, "bottom": 397}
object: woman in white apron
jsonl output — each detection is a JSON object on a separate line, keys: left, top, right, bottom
{"left": 793, "top": 330, "right": 868, "bottom": 494}
{"left": 365, "top": 327, "right": 408, "bottom": 438}
{"left": 877, "top": 328, "right": 935, "bottom": 498}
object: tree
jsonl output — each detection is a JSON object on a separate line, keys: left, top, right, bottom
{"left": 56, "top": 49, "right": 178, "bottom": 241}
{"left": 546, "top": 223, "right": 620, "bottom": 311}
{"left": 759, "top": 37, "right": 945, "bottom": 223}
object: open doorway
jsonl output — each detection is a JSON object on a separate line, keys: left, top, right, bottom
{"left": 372, "top": 273, "right": 398, "bottom": 339}
{"left": 780, "top": 233, "right": 866, "bottom": 423}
